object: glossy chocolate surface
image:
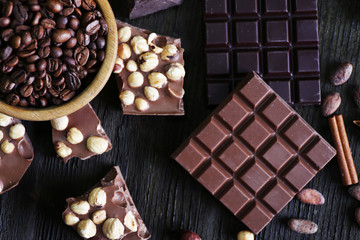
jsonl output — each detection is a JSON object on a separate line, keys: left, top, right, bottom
{"left": 128, "top": 0, "right": 184, "bottom": 19}
{"left": 52, "top": 104, "right": 112, "bottom": 163}
{"left": 63, "top": 166, "right": 151, "bottom": 240}
{"left": 205, "top": 0, "right": 320, "bottom": 105}
{"left": 172, "top": 72, "right": 336, "bottom": 234}
{"left": 115, "top": 20, "right": 185, "bottom": 115}
{"left": 0, "top": 118, "right": 33, "bottom": 194}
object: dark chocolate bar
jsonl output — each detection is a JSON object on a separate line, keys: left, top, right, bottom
{"left": 51, "top": 104, "right": 112, "bottom": 163}
{"left": 172, "top": 72, "right": 336, "bottom": 234}
{"left": 128, "top": 0, "right": 184, "bottom": 19}
{"left": 62, "top": 166, "right": 151, "bottom": 240}
{"left": 0, "top": 114, "right": 33, "bottom": 194}
{"left": 205, "top": 0, "right": 320, "bottom": 106}
{"left": 114, "top": 20, "right": 185, "bottom": 115}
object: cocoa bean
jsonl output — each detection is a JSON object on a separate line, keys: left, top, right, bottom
{"left": 297, "top": 188, "right": 325, "bottom": 205}
{"left": 348, "top": 185, "right": 360, "bottom": 201}
{"left": 322, "top": 92, "right": 341, "bottom": 117}
{"left": 288, "top": 219, "right": 318, "bottom": 234}
{"left": 330, "top": 62, "right": 353, "bottom": 86}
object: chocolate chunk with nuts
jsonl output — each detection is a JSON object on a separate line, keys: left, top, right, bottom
{"left": 114, "top": 20, "right": 185, "bottom": 115}
{"left": 0, "top": 113, "right": 33, "bottom": 194}
{"left": 62, "top": 166, "right": 151, "bottom": 240}
{"left": 330, "top": 62, "right": 353, "bottom": 86}
{"left": 51, "top": 103, "right": 112, "bottom": 163}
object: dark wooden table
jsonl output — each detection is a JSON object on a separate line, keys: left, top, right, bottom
{"left": 1, "top": 0, "right": 360, "bottom": 239}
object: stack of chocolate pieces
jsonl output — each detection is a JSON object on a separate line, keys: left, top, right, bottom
{"left": 205, "top": 0, "right": 320, "bottom": 106}
{"left": 172, "top": 72, "right": 336, "bottom": 234}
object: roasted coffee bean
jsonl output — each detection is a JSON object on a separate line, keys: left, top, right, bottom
{"left": 65, "top": 37, "right": 77, "bottom": 49}
{"left": 74, "top": 65, "right": 87, "bottom": 78}
{"left": 17, "top": 49, "right": 36, "bottom": 58}
{"left": 24, "top": 39, "right": 38, "bottom": 51}
{"left": 15, "top": 24, "right": 31, "bottom": 34}
{"left": 62, "top": 63, "right": 68, "bottom": 72}
{"left": 56, "top": 15, "right": 68, "bottom": 29}
{"left": 0, "top": 46, "right": 12, "bottom": 60}
{"left": 68, "top": 28, "right": 75, "bottom": 37}
{"left": 35, "top": 70, "right": 46, "bottom": 78}
{"left": 69, "top": 18, "right": 80, "bottom": 30}
{"left": 48, "top": 87, "right": 59, "bottom": 97}
{"left": 13, "top": 3, "right": 28, "bottom": 23}
{"left": 74, "top": 8, "right": 82, "bottom": 18}
{"left": 85, "top": 20, "right": 100, "bottom": 35}
{"left": 27, "top": 95, "right": 36, "bottom": 106}
{"left": 65, "top": 71, "right": 80, "bottom": 90}
{"left": 96, "top": 37, "right": 105, "bottom": 49}
{"left": 38, "top": 37, "right": 51, "bottom": 48}
{"left": 63, "top": 48, "right": 73, "bottom": 57}
{"left": 2, "top": 29, "right": 15, "bottom": 42}
{"left": 39, "top": 97, "right": 47, "bottom": 107}
{"left": 88, "top": 42, "right": 96, "bottom": 50}
{"left": 19, "top": 98, "right": 29, "bottom": 107}
{"left": 97, "top": 50, "right": 105, "bottom": 62}
{"left": 99, "top": 18, "right": 108, "bottom": 35}
{"left": 74, "top": 46, "right": 89, "bottom": 66}
{"left": 41, "top": 18, "right": 56, "bottom": 29}
{"left": 32, "top": 25, "right": 46, "bottom": 39}
{"left": 0, "top": 64, "right": 13, "bottom": 73}
{"left": 53, "top": 76, "right": 65, "bottom": 85}
{"left": 19, "top": 84, "right": 33, "bottom": 98}
{"left": 33, "top": 78, "right": 44, "bottom": 91}
{"left": 63, "top": 56, "right": 76, "bottom": 66}
{"left": 25, "top": 76, "right": 35, "bottom": 85}
{"left": 38, "top": 46, "right": 50, "bottom": 58}
{"left": 82, "top": 11, "right": 96, "bottom": 26}
{"left": 60, "top": 89, "right": 75, "bottom": 101}
{"left": 5, "top": 55, "right": 19, "bottom": 67}
{"left": 90, "top": 32, "right": 98, "bottom": 42}
{"left": 25, "top": 54, "right": 40, "bottom": 63}
{"left": 85, "top": 59, "right": 97, "bottom": 69}
{"left": 21, "top": 31, "right": 32, "bottom": 46}
{"left": 89, "top": 49, "right": 96, "bottom": 59}
{"left": 38, "top": 86, "right": 47, "bottom": 96}
{"left": 30, "top": 4, "right": 40, "bottom": 12}
{"left": 51, "top": 97, "right": 63, "bottom": 105}
{"left": 50, "top": 46, "right": 63, "bottom": 58}
{"left": 47, "top": 58, "right": 59, "bottom": 72}
{"left": 11, "top": 69, "right": 27, "bottom": 84}
{"left": 62, "top": 7, "right": 74, "bottom": 16}
{"left": 76, "top": 29, "right": 90, "bottom": 46}
{"left": 10, "top": 35, "right": 21, "bottom": 49}
{"left": 32, "top": 11, "right": 42, "bottom": 26}
{"left": 32, "top": 91, "right": 40, "bottom": 99}
{"left": 34, "top": 55, "right": 47, "bottom": 72}
{"left": 2, "top": 1, "right": 13, "bottom": 17}
{"left": 6, "top": 93, "right": 20, "bottom": 105}
{"left": 0, "top": 76, "right": 15, "bottom": 93}
{"left": 44, "top": 74, "right": 52, "bottom": 88}
{"left": 25, "top": 63, "right": 36, "bottom": 73}
{"left": 82, "top": 0, "right": 96, "bottom": 10}
{"left": 0, "top": 17, "right": 10, "bottom": 28}
{"left": 46, "top": 0, "right": 63, "bottom": 13}
{"left": 73, "top": 0, "right": 82, "bottom": 8}
{"left": 52, "top": 29, "right": 71, "bottom": 43}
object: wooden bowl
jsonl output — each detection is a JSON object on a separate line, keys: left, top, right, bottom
{"left": 0, "top": 0, "right": 118, "bottom": 121}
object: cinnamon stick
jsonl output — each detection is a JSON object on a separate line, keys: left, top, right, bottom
{"left": 329, "top": 115, "right": 358, "bottom": 186}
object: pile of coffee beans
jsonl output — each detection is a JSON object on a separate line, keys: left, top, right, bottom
{"left": 0, "top": 0, "right": 108, "bottom": 107}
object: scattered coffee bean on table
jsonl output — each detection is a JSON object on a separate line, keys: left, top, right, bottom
{"left": 0, "top": 0, "right": 108, "bottom": 108}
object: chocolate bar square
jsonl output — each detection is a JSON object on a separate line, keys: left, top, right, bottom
{"left": 172, "top": 72, "right": 336, "bottom": 234}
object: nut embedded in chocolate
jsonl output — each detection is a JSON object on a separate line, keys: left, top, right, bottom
{"left": 330, "top": 62, "right": 353, "bottom": 86}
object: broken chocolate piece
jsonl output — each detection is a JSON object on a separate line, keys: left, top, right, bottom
{"left": 114, "top": 20, "right": 185, "bottom": 115}
{"left": 128, "top": 0, "right": 184, "bottom": 19}
{"left": 0, "top": 114, "right": 34, "bottom": 194}
{"left": 62, "top": 166, "right": 151, "bottom": 240}
{"left": 172, "top": 72, "right": 336, "bottom": 234}
{"left": 51, "top": 104, "right": 112, "bottom": 163}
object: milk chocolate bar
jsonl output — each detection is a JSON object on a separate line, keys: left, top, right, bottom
{"left": 114, "top": 20, "right": 185, "bottom": 115}
{"left": 205, "top": 0, "right": 320, "bottom": 106}
{"left": 62, "top": 166, "right": 151, "bottom": 240}
{"left": 128, "top": 0, "right": 184, "bottom": 19}
{"left": 51, "top": 104, "right": 112, "bottom": 163}
{"left": 172, "top": 72, "right": 336, "bottom": 234}
{"left": 0, "top": 114, "right": 33, "bottom": 194}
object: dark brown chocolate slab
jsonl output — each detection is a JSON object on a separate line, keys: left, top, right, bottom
{"left": 172, "top": 72, "right": 336, "bottom": 234}
{"left": 52, "top": 104, "right": 112, "bottom": 163}
{"left": 115, "top": 20, "right": 185, "bottom": 115}
{"left": 128, "top": 0, "right": 184, "bottom": 19}
{"left": 0, "top": 117, "right": 33, "bottom": 194}
{"left": 205, "top": 0, "right": 320, "bottom": 106}
{"left": 63, "top": 166, "right": 151, "bottom": 240}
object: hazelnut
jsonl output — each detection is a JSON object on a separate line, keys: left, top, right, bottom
{"left": 118, "top": 43, "right": 131, "bottom": 60}
{"left": 166, "top": 63, "right": 185, "bottom": 81}
{"left": 168, "top": 85, "right": 185, "bottom": 99}
{"left": 1, "top": 140, "right": 14, "bottom": 154}
{"left": 147, "top": 33, "right": 157, "bottom": 45}
{"left": 139, "top": 52, "right": 159, "bottom": 72}
{"left": 9, "top": 123, "right": 25, "bottom": 140}
{"left": 148, "top": 72, "right": 167, "bottom": 88}
{"left": 66, "top": 127, "right": 84, "bottom": 144}
{"left": 0, "top": 113, "right": 12, "bottom": 127}
{"left": 87, "top": 136, "right": 109, "bottom": 154}
{"left": 70, "top": 200, "right": 90, "bottom": 215}
{"left": 118, "top": 26, "right": 131, "bottom": 42}
{"left": 124, "top": 211, "right": 138, "bottom": 232}
{"left": 130, "top": 36, "right": 149, "bottom": 55}
{"left": 113, "top": 57, "right": 124, "bottom": 74}
{"left": 88, "top": 187, "right": 107, "bottom": 207}
{"left": 92, "top": 210, "right": 106, "bottom": 225}
{"left": 0, "top": 130, "right": 3, "bottom": 141}
{"left": 128, "top": 72, "right": 144, "bottom": 88}
{"left": 144, "top": 86, "right": 159, "bottom": 102}
{"left": 102, "top": 218, "right": 124, "bottom": 240}
{"left": 148, "top": 33, "right": 163, "bottom": 54}
{"left": 126, "top": 60, "right": 138, "bottom": 72}
{"left": 64, "top": 213, "right": 80, "bottom": 226}
{"left": 51, "top": 116, "right": 69, "bottom": 131}
{"left": 135, "top": 98, "right": 149, "bottom": 112}
{"left": 119, "top": 90, "right": 135, "bottom": 106}
{"left": 237, "top": 231, "right": 254, "bottom": 240}
{"left": 161, "top": 44, "right": 178, "bottom": 61}
{"left": 77, "top": 219, "right": 97, "bottom": 239}
{"left": 55, "top": 142, "right": 72, "bottom": 158}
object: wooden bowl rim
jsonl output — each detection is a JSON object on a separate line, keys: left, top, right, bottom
{"left": 0, "top": 0, "right": 118, "bottom": 121}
